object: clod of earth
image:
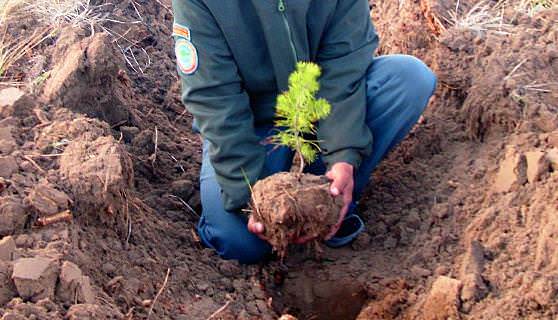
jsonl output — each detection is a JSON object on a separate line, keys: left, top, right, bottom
{"left": 0, "top": 198, "right": 27, "bottom": 237}
{"left": 547, "top": 148, "right": 558, "bottom": 171}
{"left": 422, "top": 276, "right": 463, "bottom": 320}
{"left": 251, "top": 172, "right": 342, "bottom": 257}
{"left": 0, "top": 236, "right": 16, "bottom": 261}
{"left": 11, "top": 257, "right": 59, "bottom": 302}
{"left": 66, "top": 303, "right": 123, "bottom": 320}
{"left": 0, "top": 124, "right": 16, "bottom": 155}
{"left": 26, "top": 182, "right": 72, "bottom": 217}
{"left": 42, "top": 32, "right": 132, "bottom": 127}
{"left": 0, "top": 261, "right": 16, "bottom": 305}
{"left": 0, "top": 155, "right": 18, "bottom": 179}
{"left": 56, "top": 261, "right": 95, "bottom": 306}
{"left": 59, "top": 136, "right": 134, "bottom": 227}
{"left": 35, "top": 116, "right": 110, "bottom": 152}
{"left": 0, "top": 88, "right": 36, "bottom": 119}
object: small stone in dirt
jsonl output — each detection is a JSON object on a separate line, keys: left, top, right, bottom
{"left": 119, "top": 126, "right": 140, "bottom": 143}
{"left": 383, "top": 236, "right": 398, "bottom": 250}
{"left": 10, "top": 301, "right": 49, "bottom": 318}
{"left": 12, "top": 257, "right": 59, "bottom": 302}
{"left": 0, "top": 133, "right": 16, "bottom": 155}
{"left": 0, "top": 236, "right": 16, "bottom": 261}
{"left": 170, "top": 179, "right": 194, "bottom": 201}
{"left": 1, "top": 311, "right": 27, "bottom": 320}
{"left": 411, "top": 265, "right": 433, "bottom": 278}
{"left": 423, "top": 276, "right": 462, "bottom": 320}
{"left": 527, "top": 277, "right": 557, "bottom": 307}
{"left": 546, "top": 148, "right": 558, "bottom": 171}
{"left": 101, "top": 262, "right": 117, "bottom": 275}
{"left": 196, "top": 282, "right": 210, "bottom": 292}
{"left": 279, "top": 315, "right": 298, "bottom": 320}
{"left": 66, "top": 304, "right": 108, "bottom": 320}
{"left": 246, "top": 300, "right": 260, "bottom": 315}
{"left": 255, "top": 299, "right": 269, "bottom": 313}
{"left": 0, "top": 122, "right": 14, "bottom": 141}
{"left": 492, "top": 149, "right": 521, "bottom": 193}
{"left": 14, "top": 234, "right": 33, "bottom": 248}
{"left": 218, "top": 260, "right": 242, "bottom": 277}
{"left": 432, "top": 203, "right": 452, "bottom": 219}
{"left": 0, "top": 88, "right": 35, "bottom": 119}
{"left": 0, "top": 261, "right": 17, "bottom": 305}
{"left": 26, "top": 183, "right": 72, "bottom": 217}
{"left": 56, "top": 261, "right": 95, "bottom": 306}
{"left": 434, "top": 265, "right": 449, "bottom": 276}
{"left": 351, "top": 232, "right": 371, "bottom": 251}
{"left": 548, "top": 132, "right": 558, "bottom": 148}
{"left": 461, "top": 240, "right": 486, "bottom": 276}
{"left": 0, "top": 88, "right": 25, "bottom": 109}
{"left": 525, "top": 150, "right": 546, "bottom": 183}
{"left": 36, "top": 298, "right": 59, "bottom": 312}
{"left": 460, "top": 273, "right": 488, "bottom": 303}
{"left": 0, "top": 156, "right": 18, "bottom": 179}
{"left": 0, "top": 198, "right": 27, "bottom": 237}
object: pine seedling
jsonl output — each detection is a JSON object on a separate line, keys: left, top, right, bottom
{"left": 273, "top": 62, "right": 331, "bottom": 173}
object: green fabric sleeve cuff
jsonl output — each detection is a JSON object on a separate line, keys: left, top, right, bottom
{"left": 323, "top": 149, "right": 363, "bottom": 171}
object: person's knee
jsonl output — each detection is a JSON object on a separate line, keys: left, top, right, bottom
{"left": 387, "top": 55, "right": 437, "bottom": 103}
{"left": 217, "top": 229, "right": 271, "bottom": 264}
{"left": 198, "top": 222, "right": 271, "bottom": 264}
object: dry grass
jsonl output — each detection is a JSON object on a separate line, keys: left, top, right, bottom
{"left": 444, "top": 1, "right": 512, "bottom": 34}
{"left": 439, "top": 0, "right": 556, "bottom": 36}
{"left": 516, "top": 0, "right": 556, "bottom": 15}
{"left": 27, "top": 0, "right": 128, "bottom": 36}
{"left": 0, "top": 0, "right": 25, "bottom": 24}
{"left": 0, "top": 27, "right": 52, "bottom": 81}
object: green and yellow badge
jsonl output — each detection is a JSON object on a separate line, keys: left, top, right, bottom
{"left": 176, "top": 38, "right": 198, "bottom": 75}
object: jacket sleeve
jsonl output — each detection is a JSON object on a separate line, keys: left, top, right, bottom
{"left": 316, "top": 0, "right": 378, "bottom": 170}
{"left": 172, "top": 0, "right": 266, "bottom": 211}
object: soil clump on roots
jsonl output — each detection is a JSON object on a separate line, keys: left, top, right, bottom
{"left": 251, "top": 173, "right": 341, "bottom": 258}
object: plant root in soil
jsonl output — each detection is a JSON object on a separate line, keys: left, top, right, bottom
{"left": 251, "top": 172, "right": 342, "bottom": 258}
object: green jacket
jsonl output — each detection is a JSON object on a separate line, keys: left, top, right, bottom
{"left": 172, "top": 0, "right": 378, "bottom": 211}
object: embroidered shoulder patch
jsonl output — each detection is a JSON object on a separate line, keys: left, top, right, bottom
{"left": 173, "top": 23, "right": 191, "bottom": 40}
{"left": 175, "top": 38, "right": 198, "bottom": 75}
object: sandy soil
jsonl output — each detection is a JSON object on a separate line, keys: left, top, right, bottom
{"left": 0, "top": 0, "right": 557, "bottom": 319}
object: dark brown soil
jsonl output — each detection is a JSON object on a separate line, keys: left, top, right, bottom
{"left": 251, "top": 173, "right": 342, "bottom": 258}
{"left": 0, "top": 0, "right": 557, "bottom": 319}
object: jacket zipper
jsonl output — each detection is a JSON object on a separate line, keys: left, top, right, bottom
{"left": 278, "top": 0, "right": 298, "bottom": 63}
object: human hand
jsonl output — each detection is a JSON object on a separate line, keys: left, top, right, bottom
{"left": 325, "top": 162, "right": 354, "bottom": 240}
{"left": 247, "top": 215, "right": 268, "bottom": 241}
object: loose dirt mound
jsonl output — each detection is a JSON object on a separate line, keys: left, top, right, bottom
{"left": 251, "top": 173, "right": 342, "bottom": 258}
{"left": 59, "top": 135, "right": 134, "bottom": 230}
{"left": 42, "top": 32, "right": 133, "bottom": 127}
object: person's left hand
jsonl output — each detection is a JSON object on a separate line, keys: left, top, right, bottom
{"left": 324, "top": 162, "right": 354, "bottom": 240}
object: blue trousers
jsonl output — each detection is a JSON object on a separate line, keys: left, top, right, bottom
{"left": 198, "top": 55, "right": 437, "bottom": 264}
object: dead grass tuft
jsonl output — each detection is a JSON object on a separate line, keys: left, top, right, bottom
{"left": 516, "top": 0, "right": 556, "bottom": 15}
{"left": 443, "top": 0, "right": 512, "bottom": 35}
{"left": 27, "top": 0, "right": 129, "bottom": 36}
{"left": 0, "top": 27, "right": 52, "bottom": 83}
